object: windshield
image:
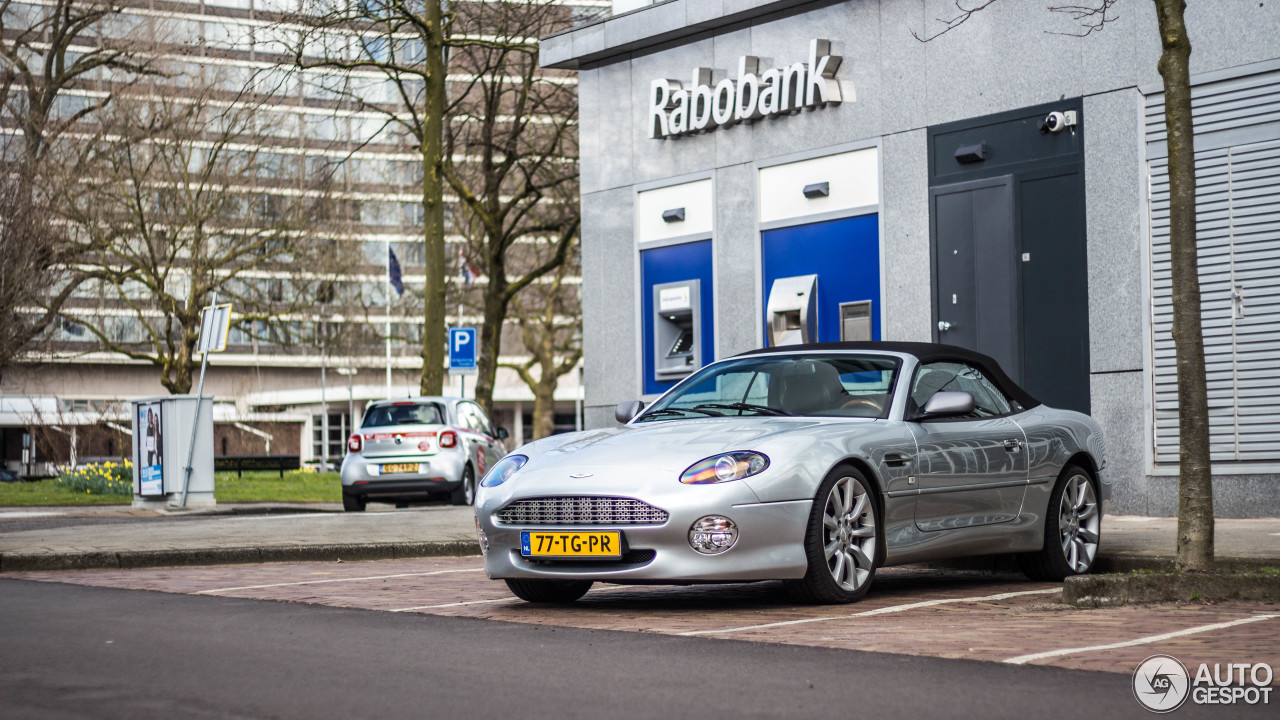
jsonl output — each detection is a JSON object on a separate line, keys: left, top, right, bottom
{"left": 362, "top": 402, "right": 445, "bottom": 428}
{"left": 637, "top": 354, "right": 901, "bottom": 422}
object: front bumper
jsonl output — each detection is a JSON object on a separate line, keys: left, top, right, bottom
{"left": 476, "top": 476, "right": 812, "bottom": 583}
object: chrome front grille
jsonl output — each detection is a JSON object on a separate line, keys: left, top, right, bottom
{"left": 496, "top": 496, "right": 669, "bottom": 526}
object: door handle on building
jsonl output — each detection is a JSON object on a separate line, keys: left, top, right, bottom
{"left": 937, "top": 321, "right": 952, "bottom": 332}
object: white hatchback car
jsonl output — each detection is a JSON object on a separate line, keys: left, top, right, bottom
{"left": 340, "top": 397, "right": 508, "bottom": 510}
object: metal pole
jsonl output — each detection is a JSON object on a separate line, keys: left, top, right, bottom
{"left": 180, "top": 290, "right": 216, "bottom": 508}
{"left": 320, "top": 319, "right": 328, "bottom": 471}
{"left": 347, "top": 368, "right": 355, "bottom": 433}
{"left": 386, "top": 240, "right": 393, "bottom": 398}
{"left": 576, "top": 365, "right": 583, "bottom": 432}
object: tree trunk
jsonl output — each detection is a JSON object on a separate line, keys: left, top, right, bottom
{"left": 474, "top": 273, "right": 507, "bottom": 417}
{"left": 1153, "top": 0, "right": 1213, "bottom": 571}
{"left": 532, "top": 371, "right": 556, "bottom": 440}
{"left": 418, "top": 1, "right": 447, "bottom": 396}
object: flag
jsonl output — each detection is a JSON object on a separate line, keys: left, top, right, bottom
{"left": 388, "top": 247, "right": 404, "bottom": 297}
{"left": 460, "top": 248, "right": 482, "bottom": 287}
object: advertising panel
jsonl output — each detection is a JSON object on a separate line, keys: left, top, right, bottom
{"left": 137, "top": 402, "right": 165, "bottom": 496}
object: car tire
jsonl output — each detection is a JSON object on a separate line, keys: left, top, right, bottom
{"left": 784, "top": 464, "right": 880, "bottom": 605}
{"left": 450, "top": 465, "right": 476, "bottom": 506}
{"left": 504, "top": 578, "right": 593, "bottom": 604}
{"left": 1017, "top": 464, "right": 1101, "bottom": 582}
{"left": 342, "top": 493, "right": 366, "bottom": 512}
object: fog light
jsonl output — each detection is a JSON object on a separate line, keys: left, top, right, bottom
{"left": 475, "top": 516, "right": 489, "bottom": 556}
{"left": 689, "top": 515, "right": 738, "bottom": 555}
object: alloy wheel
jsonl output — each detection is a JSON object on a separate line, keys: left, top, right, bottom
{"left": 1059, "top": 473, "right": 1099, "bottom": 572}
{"left": 822, "top": 475, "right": 877, "bottom": 592}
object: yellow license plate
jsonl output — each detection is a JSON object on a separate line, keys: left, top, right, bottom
{"left": 521, "top": 531, "right": 622, "bottom": 557}
{"left": 381, "top": 463, "right": 418, "bottom": 474}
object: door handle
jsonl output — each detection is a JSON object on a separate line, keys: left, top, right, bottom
{"left": 937, "top": 321, "right": 952, "bottom": 332}
{"left": 883, "top": 452, "right": 912, "bottom": 467}
{"left": 1003, "top": 438, "right": 1023, "bottom": 452}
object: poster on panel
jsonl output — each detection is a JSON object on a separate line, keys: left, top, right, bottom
{"left": 137, "top": 402, "right": 164, "bottom": 496}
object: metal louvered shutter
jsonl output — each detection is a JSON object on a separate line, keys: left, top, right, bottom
{"left": 1148, "top": 139, "right": 1280, "bottom": 464}
{"left": 1146, "top": 63, "right": 1280, "bottom": 465}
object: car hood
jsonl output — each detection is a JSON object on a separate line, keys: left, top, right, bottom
{"left": 518, "top": 416, "right": 857, "bottom": 473}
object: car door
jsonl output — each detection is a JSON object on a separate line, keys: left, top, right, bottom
{"left": 907, "top": 361, "right": 1028, "bottom": 531}
{"left": 458, "top": 402, "right": 500, "bottom": 477}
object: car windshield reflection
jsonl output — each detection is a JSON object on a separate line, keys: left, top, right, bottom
{"left": 637, "top": 354, "right": 900, "bottom": 422}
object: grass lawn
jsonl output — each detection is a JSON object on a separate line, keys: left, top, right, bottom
{"left": 0, "top": 471, "right": 341, "bottom": 506}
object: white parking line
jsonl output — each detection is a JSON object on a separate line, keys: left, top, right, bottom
{"left": 1003, "top": 614, "right": 1280, "bottom": 665}
{"left": 388, "top": 583, "right": 640, "bottom": 612}
{"left": 390, "top": 597, "right": 518, "bottom": 611}
{"left": 195, "top": 568, "right": 484, "bottom": 594}
{"left": 679, "top": 588, "right": 1060, "bottom": 636}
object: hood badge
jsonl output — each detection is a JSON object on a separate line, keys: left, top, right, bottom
{"left": 568, "top": 472, "right": 593, "bottom": 479}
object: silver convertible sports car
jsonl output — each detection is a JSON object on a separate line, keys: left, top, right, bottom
{"left": 474, "top": 342, "right": 1109, "bottom": 604}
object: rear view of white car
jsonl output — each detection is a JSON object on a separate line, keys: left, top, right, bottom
{"left": 340, "top": 397, "right": 508, "bottom": 510}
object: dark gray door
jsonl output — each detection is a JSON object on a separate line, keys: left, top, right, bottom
{"left": 1019, "top": 167, "right": 1090, "bottom": 414}
{"left": 930, "top": 176, "right": 1020, "bottom": 381}
{"left": 928, "top": 100, "right": 1090, "bottom": 414}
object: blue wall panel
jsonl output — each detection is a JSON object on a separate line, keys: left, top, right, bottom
{"left": 640, "top": 240, "right": 714, "bottom": 396}
{"left": 761, "top": 214, "right": 880, "bottom": 344}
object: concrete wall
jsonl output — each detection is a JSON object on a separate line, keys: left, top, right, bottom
{"left": 569, "top": 0, "right": 1280, "bottom": 515}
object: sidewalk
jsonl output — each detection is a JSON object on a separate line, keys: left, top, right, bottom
{"left": 0, "top": 505, "right": 1278, "bottom": 572}
{"left": 0, "top": 504, "right": 479, "bottom": 571}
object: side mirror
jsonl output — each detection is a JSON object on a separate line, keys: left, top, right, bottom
{"left": 496, "top": 427, "right": 510, "bottom": 440}
{"left": 919, "top": 391, "right": 975, "bottom": 419}
{"left": 615, "top": 400, "right": 645, "bottom": 424}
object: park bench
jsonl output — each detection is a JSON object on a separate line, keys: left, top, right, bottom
{"left": 214, "top": 455, "right": 302, "bottom": 478}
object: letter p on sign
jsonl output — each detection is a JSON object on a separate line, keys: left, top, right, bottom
{"left": 449, "top": 327, "right": 478, "bottom": 372}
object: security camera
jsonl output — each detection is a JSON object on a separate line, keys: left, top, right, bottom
{"left": 1039, "top": 110, "right": 1077, "bottom": 134}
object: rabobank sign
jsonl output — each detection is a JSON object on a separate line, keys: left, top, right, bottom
{"left": 648, "top": 39, "right": 847, "bottom": 140}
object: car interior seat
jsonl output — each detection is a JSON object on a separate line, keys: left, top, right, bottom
{"left": 771, "top": 361, "right": 847, "bottom": 415}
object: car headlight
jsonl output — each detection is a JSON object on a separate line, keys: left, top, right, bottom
{"left": 679, "top": 452, "right": 769, "bottom": 484}
{"left": 480, "top": 454, "right": 528, "bottom": 488}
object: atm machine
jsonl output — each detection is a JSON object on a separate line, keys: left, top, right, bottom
{"left": 766, "top": 275, "right": 817, "bottom": 346}
{"left": 760, "top": 214, "right": 881, "bottom": 347}
{"left": 653, "top": 279, "right": 701, "bottom": 380}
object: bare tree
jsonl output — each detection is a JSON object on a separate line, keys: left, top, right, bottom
{"left": 287, "top": 0, "right": 451, "bottom": 396}
{"left": 445, "top": 0, "right": 580, "bottom": 418}
{"left": 57, "top": 75, "right": 342, "bottom": 393}
{"left": 284, "top": 1, "right": 580, "bottom": 411}
{"left": 913, "top": 0, "right": 1213, "bottom": 570}
{"left": 501, "top": 255, "right": 581, "bottom": 440}
{"left": 0, "top": 0, "right": 151, "bottom": 377}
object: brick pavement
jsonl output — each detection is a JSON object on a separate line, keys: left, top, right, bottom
{"left": 8, "top": 556, "right": 1278, "bottom": 683}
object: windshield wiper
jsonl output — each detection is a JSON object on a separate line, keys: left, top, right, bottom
{"left": 636, "top": 407, "right": 721, "bottom": 421}
{"left": 693, "top": 402, "right": 791, "bottom": 416}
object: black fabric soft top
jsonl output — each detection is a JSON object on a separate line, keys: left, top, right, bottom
{"left": 734, "top": 341, "right": 1040, "bottom": 410}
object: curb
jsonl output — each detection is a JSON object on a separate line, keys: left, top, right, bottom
{"left": 1093, "top": 554, "right": 1279, "bottom": 574}
{"left": 0, "top": 541, "right": 481, "bottom": 573}
{"left": 1064, "top": 571, "right": 1280, "bottom": 607}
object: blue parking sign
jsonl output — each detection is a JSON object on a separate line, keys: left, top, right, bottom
{"left": 449, "top": 327, "right": 478, "bottom": 373}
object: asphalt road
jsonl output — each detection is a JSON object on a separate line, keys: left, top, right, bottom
{"left": 2, "top": 579, "right": 1261, "bottom": 720}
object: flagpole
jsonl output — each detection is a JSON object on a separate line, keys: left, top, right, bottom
{"left": 385, "top": 240, "right": 392, "bottom": 398}
{"left": 458, "top": 259, "right": 464, "bottom": 400}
